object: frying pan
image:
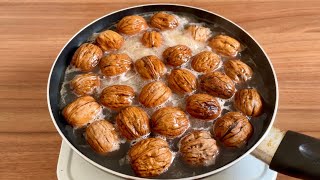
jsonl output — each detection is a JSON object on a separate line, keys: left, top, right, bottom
{"left": 47, "top": 4, "right": 320, "bottom": 179}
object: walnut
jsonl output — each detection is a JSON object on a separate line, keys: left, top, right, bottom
{"left": 167, "top": 69, "right": 197, "bottom": 94}
{"left": 128, "top": 138, "right": 173, "bottom": 177}
{"left": 179, "top": 130, "right": 219, "bottom": 166}
{"left": 139, "top": 81, "right": 172, "bottom": 108}
{"left": 186, "top": 25, "right": 211, "bottom": 42}
{"left": 135, "top": 55, "right": 166, "bottom": 80}
{"left": 224, "top": 59, "right": 253, "bottom": 83}
{"left": 141, "top": 31, "right": 162, "bottom": 48}
{"left": 200, "top": 72, "right": 235, "bottom": 99}
{"left": 71, "top": 43, "right": 103, "bottom": 72}
{"left": 186, "top": 94, "right": 221, "bottom": 120}
{"left": 117, "top": 15, "right": 148, "bottom": 35}
{"left": 116, "top": 106, "right": 150, "bottom": 141}
{"left": 96, "top": 30, "right": 124, "bottom": 51}
{"left": 150, "top": 12, "right": 178, "bottom": 30}
{"left": 70, "top": 73, "right": 100, "bottom": 96}
{"left": 151, "top": 107, "right": 189, "bottom": 138}
{"left": 213, "top": 112, "right": 253, "bottom": 147}
{"left": 234, "top": 88, "right": 263, "bottom": 117}
{"left": 99, "top": 53, "right": 132, "bottom": 76}
{"left": 100, "top": 85, "right": 134, "bottom": 111}
{"left": 191, "top": 51, "right": 221, "bottom": 73}
{"left": 163, "top": 45, "right": 192, "bottom": 66}
{"left": 62, "top": 96, "right": 102, "bottom": 128}
{"left": 209, "top": 35, "right": 240, "bottom": 57}
{"left": 86, "top": 120, "right": 120, "bottom": 154}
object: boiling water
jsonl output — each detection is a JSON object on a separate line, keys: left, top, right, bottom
{"left": 59, "top": 12, "right": 269, "bottom": 178}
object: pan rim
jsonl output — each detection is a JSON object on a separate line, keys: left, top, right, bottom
{"left": 47, "top": 3, "right": 279, "bottom": 180}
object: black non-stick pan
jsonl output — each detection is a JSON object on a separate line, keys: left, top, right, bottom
{"left": 47, "top": 4, "right": 320, "bottom": 180}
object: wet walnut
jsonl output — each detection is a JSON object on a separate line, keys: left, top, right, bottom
{"left": 100, "top": 85, "right": 134, "bottom": 111}
{"left": 151, "top": 107, "right": 189, "bottom": 138}
{"left": 224, "top": 59, "right": 253, "bottom": 83}
{"left": 135, "top": 55, "right": 166, "bottom": 80}
{"left": 179, "top": 130, "right": 219, "bottom": 166}
{"left": 209, "top": 35, "right": 240, "bottom": 57}
{"left": 186, "top": 94, "right": 221, "bottom": 120}
{"left": 62, "top": 96, "right": 102, "bottom": 128}
{"left": 163, "top": 45, "right": 192, "bottom": 66}
{"left": 96, "top": 30, "right": 124, "bottom": 51}
{"left": 99, "top": 53, "right": 132, "bottom": 76}
{"left": 117, "top": 15, "right": 148, "bottom": 35}
{"left": 70, "top": 73, "right": 100, "bottom": 96}
{"left": 234, "top": 88, "right": 263, "bottom": 117}
{"left": 141, "top": 31, "right": 162, "bottom": 48}
{"left": 186, "top": 25, "right": 211, "bottom": 42}
{"left": 116, "top": 106, "right": 150, "bottom": 141}
{"left": 213, "top": 112, "right": 253, "bottom": 147}
{"left": 167, "top": 69, "right": 197, "bottom": 94}
{"left": 200, "top": 72, "right": 235, "bottom": 99}
{"left": 86, "top": 120, "right": 120, "bottom": 154}
{"left": 191, "top": 51, "right": 221, "bottom": 73}
{"left": 71, "top": 43, "right": 103, "bottom": 72}
{"left": 129, "top": 138, "right": 173, "bottom": 177}
{"left": 150, "top": 12, "right": 178, "bottom": 30}
{"left": 139, "top": 81, "right": 172, "bottom": 108}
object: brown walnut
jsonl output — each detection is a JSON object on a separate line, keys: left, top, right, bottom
{"left": 71, "top": 43, "right": 103, "bottom": 72}
{"left": 167, "top": 69, "right": 197, "bottom": 94}
{"left": 100, "top": 85, "right": 134, "bottom": 111}
{"left": 209, "top": 35, "right": 240, "bottom": 57}
{"left": 191, "top": 51, "right": 221, "bottom": 73}
{"left": 150, "top": 12, "right": 178, "bottom": 30}
{"left": 99, "top": 53, "right": 132, "bottom": 76}
{"left": 117, "top": 15, "right": 148, "bottom": 35}
{"left": 96, "top": 30, "right": 124, "bottom": 51}
{"left": 70, "top": 73, "right": 100, "bottom": 96}
{"left": 234, "top": 88, "right": 263, "bottom": 117}
{"left": 135, "top": 55, "right": 166, "bottom": 80}
{"left": 186, "top": 25, "right": 211, "bottom": 42}
{"left": 139, "top": 81, "right": 172, "bottom": 108}
{"left": 141, "top": 31, "right": 163, "bottom": 48}
{"left": 224, "top": 59, "right": 253, "bottom": 83}
{"left": 163, "top": 45, "right": 192, "bottom": 66}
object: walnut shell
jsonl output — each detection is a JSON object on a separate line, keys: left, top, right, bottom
{"left": 191, "top": 51, "right": 221, "bottom": 73}
{"left": 179, "top": 130, "right": 219, "bottom": 166}
{"left": 62, "top": 96, "right": 102, "bottom": 128}
{"left": 86, "top": 120, "right": 120, "bottom": 154}
{"left": 209, "top": 35, "right": 240, "bottom": 57}
{"left": 128, "top": 138, "right": 173, "bottom": 177}
{"left": 116, "top": 106, "right": 150, "bottom": 141}
{"left": 186, "top": 25, "right": 211, "bottom": 42}
{"left": 224, "top": 59, "right": 253, "bottom": 83}
{"left": 71, "top": 43, "right": 103, "bottom": 72}
{"left": 141, "top": 31, "right": 163, "bottom": 48}
{"left": 186, "top": 94, "right": 221, "bottom": 120}
{"left": 150, "top": 12, "right": 178, "bottom": 30}
{"left": 167, "top": 69, "right": 197, "bottom": 94}
{"left": 139, "top": 81, "right": 172, "bottom": 108}
{"left": 234, "top": 88, "right": 263, "bottom": 117}
{"left": 99, "top": 53, "right": 132, "bottom": 76}
{"left": 135, "top": 55, "right": 166, "bottom": 80}
{"left": 100, "top": 85, "right": 134, "bottom": 111}
{"left": 200, "top": 72, "right": 235, "bottom": 99}
{"left": 96, "top": 30, "right": 124, "bottom": 51}
{"left": 151, "top": 107, "right": 189, "bottom": 138}
{"left": 213, "top": 112, "right": 253, "bottom": 147}
{"left": 117, "top": 15, "right": 148, "bottom": 35}
{"left": 70, "top": 73, "right": 100, "bottom": 96}
{"left": 163, "top": 45, "right": 192, "bottom": 66}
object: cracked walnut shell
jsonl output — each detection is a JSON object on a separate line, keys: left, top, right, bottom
{"left": 224, "top": 59, "right": 253, "bottom": 83}
{"left": 70, "top": 73, "right": 100, "bottom": 96}
{"left": 200, "top": 71, "right": 235, "bottom": 99}
{"left": 167, "top": 69, "right": 197, "bottom": 94}
{"left": 128, "top": 138, "right": 173, "bottom": 177}
{"left": 139, "top": 81, "right": 172, "bottom": 108}
{"left": 99, "top": 53, "right": 132, "bottom": 76}
{"left": 150, "top": 12, "right": 178, "bottom": 30}
{"left": 191, "top": 51, "right": 221, "bottom": 73}
{"left": 213, "top": 112, "right": 253, "bottom": 147}
{"left": 163, "top": 45, "right": 192, "bottom": 66}
{"left": 141, "top": 31, "right": 163, "bottom": 48}
{"left": 71, "top": 43, "right": 103, "bottom": 72}
{"left": 234, "top": 88, "right": 263, "bottom": 117}
{"left": 100, "top": 85, "right": 134, "bottom": 111}
{"left": 135, "top": 55, "right": 166, "bottom": 80}
{"left": 116, "top": 106, "right": 150, "bottom": 141}
{"left": 96, "top": 30, "right": 124, "bottom": 51}
{"left": 209, "top": 35, "right": 240, "bottom": 57}
{"left": 117, "top": 15, "right": 148, "bottom": 35}
{"left": 62, "top": 96, "right": 102, "bottom": 128}
{"left": 151, "top": 107, "right": 189, "bottom": 138}
{"left": 86, "top": 120, "right": 120, "bottom": 154}
{"left": 179, "top": 130, "right": 219, "bottom": 166}
{"left": 186, "top": 25, "right": 211, "bottom": 42}
{"left": 186, "top": 94, "right": 221, "bottom": 120}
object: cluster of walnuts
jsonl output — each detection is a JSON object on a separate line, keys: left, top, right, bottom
{"left": 62, "top": 12, "right": 264, "bottom": 178}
